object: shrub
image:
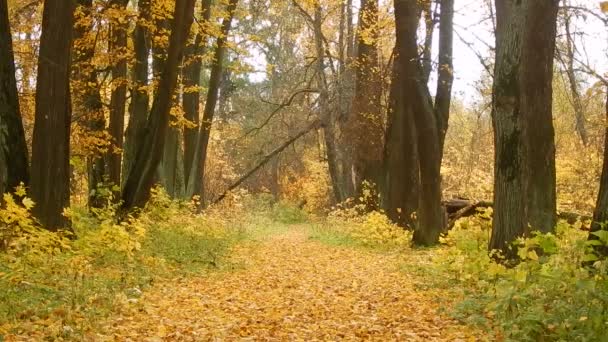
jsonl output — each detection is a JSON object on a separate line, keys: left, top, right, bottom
{"left": 417, "top": 213, "right": 608, "bottom": 341}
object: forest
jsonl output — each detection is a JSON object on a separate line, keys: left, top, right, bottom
{"left": 1, "top": 0, "right": 608, "bottom": 340}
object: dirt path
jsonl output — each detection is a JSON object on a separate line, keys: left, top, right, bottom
{"left": 102, "top": 227, "right": 477, "bottom": 341}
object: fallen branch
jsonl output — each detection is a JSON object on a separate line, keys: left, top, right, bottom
{"left": 444, "top": 199, "right": 592, "bottom": 230}
{"left": 212, "top": 120, "right": 321, "bottom": 204}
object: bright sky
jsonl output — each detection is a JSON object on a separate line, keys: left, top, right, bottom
{"left": 452, "top": 0, "right": 607, "bottom": 103}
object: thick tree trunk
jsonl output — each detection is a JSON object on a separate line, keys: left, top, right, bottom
{"left": 121, "top": 0, "right": 197, "bottom": 211}
{"left": 107, "top": 0, "right": 129, "bottom": 192}
{"left": 0, "top": 0, "right": 29, "bottom": 197}
{"left": 187, "top": 0, "right": 239, "bottom": 208}
{"left": 489, "top": 0, "right": 558, "bottom": 257}
{"left": 30, "top": 0, "right": 75, "bottom": 230}
{"left": 349, "top": 0, "right": 383, "bottom": 193}
{"left": 72, "top": 0, "right": 106, "bottom": 207}
{"left": 382, "top": 53, "right": 419, "bottom": 228}
{"left": 395, "top": 0, "right": 445, "bottom": 246}
{"left": 183, "top": 0, "right": 212, "bottom": 187}
{"left": 124, "top": 0, "right": 151, "bottom": 185}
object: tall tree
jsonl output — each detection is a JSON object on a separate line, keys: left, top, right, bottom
{"left": 183, "top": 0, "right": 213, "bottom": 187}
{"left": 186, "top": 0, "right": 239, "bottom": 207}
{"left": 394, "top": 0, "right": 444, "bottom": 245}
{"left": 121, "top": 0, "right": 197, "bottom": 211}
{"left": 435, "top": 0, "right": 454, "bottom": 154}
{"left": 30, "top": 0, "right": 75, "bottom": 230}
{"left": 489, "top": 0, "right": 559, "bottom": 257}
{"left": 107, "top": 0, "right": 130, "bottom": 191}
{"left": 0, "top": 0, "right": 29, "bottom": 197}
{"left": 124, "top": 0, "right": 152, "bottom": 184}
{"left": 348, "top": 0, "right": 383, "bottom": 194}
{"left": 72, "top": 0, "right": 106, "bottom": 207}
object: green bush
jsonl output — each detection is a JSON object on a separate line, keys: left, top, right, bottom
{"left": 0, "top": 188, "right": 241, "bottom": 339}
{"left": 415, "top": 213, "right": 608, "bottom": 341}
{"left": 271, "top": 201, "right": 309, "bottom": 224}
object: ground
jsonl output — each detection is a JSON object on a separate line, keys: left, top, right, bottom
{"left": 98, "top": 225, "right": 478, "bottom": 341}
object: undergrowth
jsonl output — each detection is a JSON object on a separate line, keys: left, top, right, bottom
{"left": 404, "top": 211, "right": 608, "bottom": 341}
{"left": 310, "top": 194, "right": 412, "bottom": 251}
{"left": 0, "top": 187, "right": 245, "bottom": 339}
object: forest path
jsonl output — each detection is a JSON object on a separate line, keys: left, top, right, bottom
{"left": 102, "top": 225, "right": 476, "bottom": 341}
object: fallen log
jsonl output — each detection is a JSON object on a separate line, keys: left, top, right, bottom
{"left": 443, "top": 199, "right": 592, "bottom": 230}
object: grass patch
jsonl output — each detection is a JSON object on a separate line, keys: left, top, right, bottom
{"left": 0, "top": 189, "right": 243, "bottom": 340}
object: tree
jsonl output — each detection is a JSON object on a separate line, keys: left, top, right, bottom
{"left": 186, "top": 0, "right": 239, "bottom": 207}
{"left": 382, "top": 51, "right": 419, "bottom": 228}
{"left": 0, "top": 0, "right": 29, "bottom": 198}
{"left": 107, "top": 0, "right": 130, "bottom": 191}
{"left": 183, "top": 0, "right": 213, "bottom": 188}
{"left": 489, "top": 0, "right": 559, "bottom": 258}
{"left": 72, "top": 0, "right": 106, "bottom": 208}
{"left": 589, "top": 83, "right": 608, "bottom": 258}
{"left": 124, "top": 0, "right": 152, "bottom": 185}
{"left": 30, "top": 0, "right": 75, "bottom": 230}
{"left": 394, "top": 0, "right": 445, "bottom": 245}
{"left": 121, "top": 0, "right": 197, "bottom": 211}
{"left": 348, "top": 0, "right": 383, "bottom": 194}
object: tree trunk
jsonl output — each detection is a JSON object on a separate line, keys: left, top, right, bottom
{"left": 186, "top": 0, "right": 239, "bottom": 208}
{"left": 72, "top": 0, "right": 106, "bottom": 208}
{"left": 30, "top": 0, "right": 75, "bottom": 230}
{"left": 107, "top": 0, "right": 129, "bottom": 192}
{"left": 421, "top": 0, "right": 434, "bottom": 85}
{"left": 314, "top": 4, "right": 345, "bottom": 203}
{"left": 562, "top": 7, "right": 589, "bottom": 146}
{"left": 489, "top": 0, "right": 558, "bottom": 258}
{"left": 382, "top": 52, "right": 419, "bottom": 228}
{"left": 0, "top": 0, "right": 29, "bottom": 198}
{"left": 434, "top": 0, "right": 454, "bottom": 155}
{"left": 121, "top": 0, "right": 197, "bottom": 211}
{"left": 394, "top": 0, "right": 445, "bottom": 246}
{"left": 183, "top": 0, "right": 212, "bottom": 187}
{"left": 123, "top": 0, "right": 151, "bottom": 185}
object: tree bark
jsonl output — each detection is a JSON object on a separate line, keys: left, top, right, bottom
{"left": 107, "top": 0, "right": 129, "bottom": 192}
{"left": 395, "top": 0, "right": 445, "bottom": 246}
{"left": 382, "top": 52, "right": 419, "bottom": 228}
{"left": 489, "top": 0, "right": 558, "bottom": 258}
{"left": 183, "top": 0, "right": 212, "bottom": 187}
{"left": 124, "top": 0, "right": 152, "bottom": 185}
{"left": 0, "top": 0, "right": 29, "bottom": 198}
{"left": 121, "top": 0, "right": 197, "bottom": 211}
{"left": 30, "top": 0, "right": 75, "bottom": 230}
{"left": 186, "top": 0, "right": 239, "bottom": 208}
{"left": 434, "top": 0, "right": 454, "bottom": 155}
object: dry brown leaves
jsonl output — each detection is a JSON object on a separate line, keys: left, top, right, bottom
{"left": 93, "top": 228, "right": 480, "bottom": 341}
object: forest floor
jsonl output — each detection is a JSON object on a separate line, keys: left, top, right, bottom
{"left": 98, "top": 224, "right": 479, "bottom": 341}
